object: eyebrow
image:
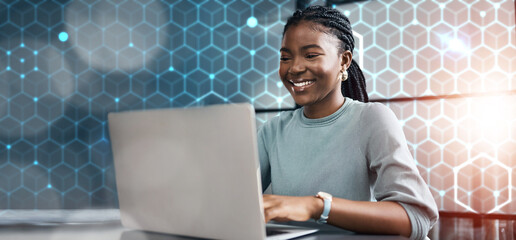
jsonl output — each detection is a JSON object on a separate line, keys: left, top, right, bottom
{"left": 280, "top": 44, "right": 323, "bottom": 53}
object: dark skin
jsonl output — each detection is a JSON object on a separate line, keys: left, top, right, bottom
{"left": 263, "top": 21, "right": 412, "bottom": 238}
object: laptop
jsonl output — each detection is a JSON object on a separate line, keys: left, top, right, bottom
{"left": 108, "top": 103, "right": 318, "bottom": 240}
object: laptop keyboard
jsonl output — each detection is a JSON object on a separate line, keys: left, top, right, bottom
{"left": 266, "top": 228, "right": 289, "bottom": 236}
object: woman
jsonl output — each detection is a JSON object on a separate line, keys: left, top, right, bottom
{"left": 258, "top": 6, "right": 438, "bottom": 240}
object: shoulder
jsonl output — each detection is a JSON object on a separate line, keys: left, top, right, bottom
{"left": 354, "top": 101, "right": 399, "bottom": 126}
{"left": 346, "top": 101, "right": 404, "bottom": 142}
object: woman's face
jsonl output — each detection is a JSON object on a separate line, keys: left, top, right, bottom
{"left": 279, "top": 21, "right": 347, "bottom": 107}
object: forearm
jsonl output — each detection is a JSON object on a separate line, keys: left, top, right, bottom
{"left": 313, "top": 197, "right": 411, "bottom": 237}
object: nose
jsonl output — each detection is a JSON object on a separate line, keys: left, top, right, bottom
{"left": 288, "top": 58, "right": 306, "bottom": 75}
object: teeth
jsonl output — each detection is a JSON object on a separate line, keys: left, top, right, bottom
{"left": 292, "top": 81, "right": 314, "bottom": 87}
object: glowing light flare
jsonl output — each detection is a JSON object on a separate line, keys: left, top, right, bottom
{"left": 445, "top": 37, "right": 468, "bottom": 53}
{"left": 471, "top": 96, "right": 513, "bottom": 144}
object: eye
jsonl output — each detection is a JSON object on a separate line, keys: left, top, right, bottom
{"left": 306, "top": 54, "right": 319, "bottom": 59}
{"left": 280, "top": 56, "right": 291, "bottom": 61}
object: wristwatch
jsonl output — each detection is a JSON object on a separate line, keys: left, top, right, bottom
{"left": 315, "top": 191, "right": 332, "bottom": 224}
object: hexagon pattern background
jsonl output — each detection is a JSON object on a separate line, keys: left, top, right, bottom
{"left": 0, "top": 0, "right": 515, "bottom": 213}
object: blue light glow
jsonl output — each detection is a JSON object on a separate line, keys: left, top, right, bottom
{"left": 20, "top": 58, "right": 24, "bottom": 63}
{"left": 47, "top": 184, "right": 52, "bottom": 189}
{"left": 33, "top": 97, "right": 38, "bottom": 102}
{"left": 439, "top": 191, "right": 445, "bottom": 196}
{"left": 34, "top": 160, "right": 38, "bottom": 165}
{"left": 250, "top": 50, "right": 255, "bottom": 56}
{"left": 169, "top": 66, "right": 174, "bottom": 71}
{"left": 6, "top": 145, "right": 11, "bottom": 149}
{"left": 115, "top": 98, "right": 119, "bottom": 102}
{"left": 58, "top": 32, "right": 68, "bottom": 42}
{"left": 276, "top": 81, "right": 283, "bottom": 88}
{"left": 209, "top": 74, "right": 215, "bottom": 79}
{"left": 247, "top": 17, "right": 258, "bottom": 28}
{"left": 21, "top": 74, "right": 25, "bottom": 79}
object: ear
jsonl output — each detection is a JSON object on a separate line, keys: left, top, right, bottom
{"left": 340, "top": 50, "right": 353, "bottom": 71}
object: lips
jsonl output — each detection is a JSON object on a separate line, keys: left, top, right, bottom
{"left": 288, "top": 79, "right": 315, "bottom": 92}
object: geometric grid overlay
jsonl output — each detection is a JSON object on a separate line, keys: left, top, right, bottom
{"left": 387, "top": 95, "right": 516, "bottom": 214}
{"left": 1, "top": 0, "right": 297, "bottom": 209}
{"left": 341, "top": 0, "right": 516, "bottom": 99}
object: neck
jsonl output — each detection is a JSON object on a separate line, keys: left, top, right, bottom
{"left": 303, "top": 95, "right": 346, "bottom": 119}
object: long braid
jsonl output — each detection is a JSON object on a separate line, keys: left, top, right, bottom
{"left": 283, "top": 5, "right": 369, "bottom": 103}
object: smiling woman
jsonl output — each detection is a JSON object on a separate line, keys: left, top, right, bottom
{"left": 258, "top": 5, "right": 438, "bottom": 240}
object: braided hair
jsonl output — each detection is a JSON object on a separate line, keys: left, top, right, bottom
{"left": 283, "top": 5, "right": 369, "bottom": 103}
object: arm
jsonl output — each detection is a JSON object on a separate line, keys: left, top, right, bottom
{"left": 263, "top": 195, "right": 411, "bottom": 237}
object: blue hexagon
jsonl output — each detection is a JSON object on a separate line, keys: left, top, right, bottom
{"left": 132, "top": 70, "right": 158, "bottom": 98}
{"left": 226, "top": 1, "right": 252, "bottom": 28}
{"left": 50, "top": 117, "right": 75, "bottom": 144}
{"left": 159, "top": 71, "right": 185, "bottom": 98}
{"left": 199, "top": 1, "right": 224, "bottom": 27}
{"left": 77, "top": 164, "right": 102, "bottom": 192}
{"left": 23, "top": 71, "right": 49, "bottom": 98}
{"left": 118, "top": 0, "right": 144, "bottom": 28}
{"left": 77, "top": 117, "right": 103, "bottom": 144}
{"left": 185, "top": 70, "right": 210, "bottom": 98}
{"left": 172, "top": 0, "right": 197, "bottom": 27}
{"left": 10, "top": 94, "right": 35, "bottom": 122}
{"left": 226, "top": 47, "right": 252, "bottom": 74}
{"left": 91, "top": 1, "right": 116, "bottom": 27}
{"left": 37, "top": 1, "right": 61, "bottom": 28}
{"left": 173, "top": 46, "right": 197, "bottom": 74}
{"left": 23, "top": 23, "right": 49, "bottom": 50}
{"left": 0, "top": 23, "right": 22, "bottom": 50}
{"left": 132, "top": 23, "right": 157, "bottom": 51}
{"left": 36, "top": 94, "right": 63, "bottom": 122}
{"left": 145, "top": 1, "right": 170, "bottom": 28}
{"left": 200, "top": 47, "right": 224, "bottom": 74}
{"left": 0, "top": 164, "right": 22, "bottom": 192}
{"left": 37, "top": 140, "right": 62, "bottom": 169}
{"left": 0, "top": 117, "right": 21, "bottom": 144}
{"left": 23, "top": 165, "right": 48, "bottom": 192}
{"left": 10, "top": 1, "right": 36, "bottom": 28}
{"left": 50, "top": 164, "right": 75, "bottom": 192}
{"left": 63, "top": 140, "right": 89, "bottom": 169}
{"left": 186, "top": 23, "right": 211, "bottom": 50}
{"left": 10, "top": 188, "right": 35, "bottom": 209}
{"left": 64, "top": 187, "right": 89, "bottom": 209}
{"left": 213, "top": 23, "right": 238, "bottom": 50}
{"left": 76, "top": 23, "right": 103, "bottom": 51}
{"left": 23, "top": 117, "right": 48, "bottom": 144}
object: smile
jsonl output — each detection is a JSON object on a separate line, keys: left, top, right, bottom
{"left": 289, "top": 80, "right": 315, "bottom": 87}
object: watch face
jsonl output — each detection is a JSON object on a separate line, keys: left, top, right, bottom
{"left": 317, "top": 192, "right": 332, "bottom": 199}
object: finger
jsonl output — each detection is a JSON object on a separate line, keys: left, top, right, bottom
{"left": 264, "top": 206, "right": 279, "bottom": 223}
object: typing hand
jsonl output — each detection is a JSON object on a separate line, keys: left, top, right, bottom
{"left": 262, "top": 194, "right": 323, "bottom": 223}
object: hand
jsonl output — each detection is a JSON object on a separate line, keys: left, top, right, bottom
{"left": 262, "top": 194, "right": 323, "bottom": 223}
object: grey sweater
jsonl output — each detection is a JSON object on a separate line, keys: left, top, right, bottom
{"left": 257, "top": 98, "right": 438, "bottom": 240}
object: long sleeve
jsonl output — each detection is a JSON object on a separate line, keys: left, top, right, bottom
{"left": 360, "top": 103, "right": 439, "bottom": 240}
{"left": 257, "top": 126, "right": 271, "bottom": 192}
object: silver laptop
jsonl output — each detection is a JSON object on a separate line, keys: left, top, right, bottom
{"left": 108, "top": 103, "right": 318, "bottom": 240}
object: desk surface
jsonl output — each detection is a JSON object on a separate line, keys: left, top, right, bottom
{"left": 0, "top": 209, "right": 408, "bottom": 240}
